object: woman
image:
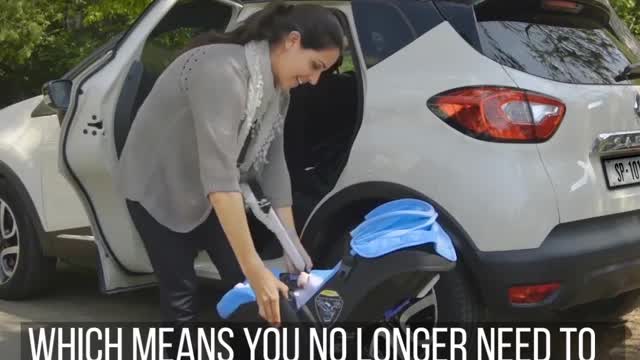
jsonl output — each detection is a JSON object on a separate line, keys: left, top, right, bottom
{"left": 117, "top": 1, "right": 344, "bottom": 328}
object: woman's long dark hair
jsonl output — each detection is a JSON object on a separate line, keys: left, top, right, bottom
{"left": 185, "top": 1, "right": 344, "bottom": 52}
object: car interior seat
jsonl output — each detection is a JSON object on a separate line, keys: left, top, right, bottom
{"left": 284, "top": 58, "right": 359, "bottom": 225}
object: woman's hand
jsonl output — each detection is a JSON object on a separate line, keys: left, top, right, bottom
{"left": 244, "top": 260, "right": 290, "bottom": 326}
{"left": 208, "top": 192, "right": 288, "bottom": 325}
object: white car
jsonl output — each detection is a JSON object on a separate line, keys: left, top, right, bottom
{"left": 2, "top": 0, "right": 640, "bottom": 323}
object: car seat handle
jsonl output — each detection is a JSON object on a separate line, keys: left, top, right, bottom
{"left": 240, "top": 182, "right": 306, "bottom": 273}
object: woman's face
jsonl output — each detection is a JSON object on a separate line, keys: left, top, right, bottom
{"left": 271, "top": 31, "right": 341, "bottom": 90}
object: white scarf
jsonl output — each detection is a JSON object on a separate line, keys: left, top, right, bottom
{"left": 238, "top": 40, "right": 290, "bottom": 175}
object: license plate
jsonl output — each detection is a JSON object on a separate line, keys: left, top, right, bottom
{"left": 604, "top": 155, "right": 640, "bottom": 188}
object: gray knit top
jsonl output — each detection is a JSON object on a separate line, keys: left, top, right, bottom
{"left": 116, "top": 40, "right": 292, "bottom": 233}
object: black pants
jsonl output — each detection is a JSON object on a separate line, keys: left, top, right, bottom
{"left": 126, "top": 200, "right": 245, "bottom": 324}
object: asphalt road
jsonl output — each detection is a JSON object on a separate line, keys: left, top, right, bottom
{"left": 1, "top": 263, "right": 639, "bottom": 360}
{"left": 0, "top": 263, "right": 228, "bottom": 359}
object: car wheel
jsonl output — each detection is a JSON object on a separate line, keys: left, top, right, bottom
{"left": 0, "top": 179, "right": 56, "bottom": 299}
{"left": 314, "top": 222, "right": 485, "bottom": 359}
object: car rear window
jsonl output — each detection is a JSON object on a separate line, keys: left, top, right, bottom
{"left": 352, "top": 0, "right": 443, "bottom": 68}
{"left": 473, "top": 0, "right": 640, "bottom": 85}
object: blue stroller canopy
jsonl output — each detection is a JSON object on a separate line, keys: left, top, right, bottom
{"left": 350, "top": 199, "right": 457, "bottom": 262}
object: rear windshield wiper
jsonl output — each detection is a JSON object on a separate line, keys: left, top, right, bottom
{"left": 615, "top": 62, "right": 640, "bottom": 82}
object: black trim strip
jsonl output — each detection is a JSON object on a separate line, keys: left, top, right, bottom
{"left": 330, "top": 8, "right": 366, "bottom": 184}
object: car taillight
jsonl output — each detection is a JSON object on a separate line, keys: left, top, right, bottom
{"left": 427, "top": 86, "right": 566, "bottom": 143}
{"left": 509, "top": 283, "right": 561, "bottom": 305}
{"left": 541, "top": 0, "right": 583, "bottom": 14}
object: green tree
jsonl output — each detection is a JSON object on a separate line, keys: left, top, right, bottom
{"left": 611, "top": 0, "right": 640, "bottom": 38}
{"left": 0, "top": 0, "right": 151, "bottom": 108}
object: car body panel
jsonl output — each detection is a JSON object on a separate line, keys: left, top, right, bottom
{"left": 58, "top": 0, "right": 182, "bottom": 291}
{"left": 0, "top": 97, "right": 47, "bottom": 228}
{"left": 312, "top": 22, "right": 560, "bottom": 252}
{"left": 0, "top": 96, "right": 89, "bottom": 234}
{"left": 38, "top": 105, "right": 92, "bottom": 232}
{"left": 503, "top": 67, "right": 640, "bottom": 223}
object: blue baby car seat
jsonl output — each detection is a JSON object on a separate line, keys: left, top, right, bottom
{"left": 217, "top": 183, "right": 456, "bottom": 325}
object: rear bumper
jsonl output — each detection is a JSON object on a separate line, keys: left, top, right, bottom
{"left": 471, "top": 209, "right": 640, "bottom": 318}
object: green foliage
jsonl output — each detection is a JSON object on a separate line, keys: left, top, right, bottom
{"left": 610, "top": 0, "right": 640, "bottom": 38}
{"left": 142, "top": 28, "right": 198, "bottom": 73}
{"left": 0, "top": 0, "right": 152, "bottom": 108}
{"left": 0, "top": 1, "right": 52, "bottom": 66}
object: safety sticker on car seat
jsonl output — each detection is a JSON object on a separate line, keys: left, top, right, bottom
{"left": 314, "top": 289, "right": 344, "bottom": 325}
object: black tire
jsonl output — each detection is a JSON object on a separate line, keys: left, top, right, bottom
{"left": 312, "top": 221, "right": 486, "bottom": 358}
{"left": 0, "top": 179, "right": 57, "bottom": 300}
{"left": 435, "top": 262, "right": 486, "bottom": 324}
